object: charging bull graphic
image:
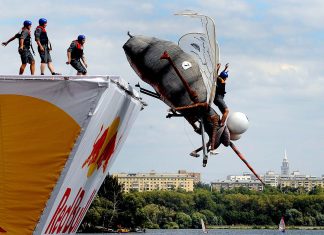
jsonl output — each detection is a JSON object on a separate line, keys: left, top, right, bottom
{"left": 82, "top": 117, "right": 120, "bottom": 177}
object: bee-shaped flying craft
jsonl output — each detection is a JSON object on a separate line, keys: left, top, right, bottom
{"left": 123, "top": 11, "right": 264, "bottom": 185}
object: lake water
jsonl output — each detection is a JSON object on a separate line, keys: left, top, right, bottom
{"left": 82, "top": 228, "right": 324, "bottom": 235}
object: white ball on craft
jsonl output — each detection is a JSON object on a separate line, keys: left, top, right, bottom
{"left": 230, "top": 133, "right": 242, "bottom": 141}
{"left": 227, "top": 112, "right": 249, "bottom": 134}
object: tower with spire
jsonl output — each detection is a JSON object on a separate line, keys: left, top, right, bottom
{"left": 281, "top": 150, "right": 290, "bottom": 176}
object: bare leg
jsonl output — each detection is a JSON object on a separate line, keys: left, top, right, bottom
{"left": 209, "top": 114, "right": 220, "bottom": 150}
{"left": 220, "top": 108, "right": 229, "bottom": 126}
{"left": 19, "top": 64, "right": 27, "bottom": 75}
{"left": 190, "top": 141, "right": 210, "bottom": 157}
{"left": 40, "top": 63, "right": 46, "bottom": 75}
{"left": 48, "top": 62, "right": 55, "bottom": 74}
{"left": 30, "top": 61, "right": 35, "bottom": 75}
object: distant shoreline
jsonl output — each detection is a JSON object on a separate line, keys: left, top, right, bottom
{"left": 207, "top": 225, "right": 324, "bottom": 230}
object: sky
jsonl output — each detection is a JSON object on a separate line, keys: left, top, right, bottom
{"left": 1, "top": 0, "right": 324, "bottom": 182}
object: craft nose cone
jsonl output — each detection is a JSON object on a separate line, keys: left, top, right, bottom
{"left": 123, "top": 43, "right": 134, "bottom": 54}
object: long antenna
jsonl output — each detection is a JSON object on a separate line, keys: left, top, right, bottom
{"left": 229, "top": 142, "right": 265, "bottom": 186}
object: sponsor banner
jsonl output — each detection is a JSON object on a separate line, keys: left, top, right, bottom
{"left": 34, "top": 78, "right": 142, "bottom": 235}
{"left": 0, "top": 76, "right": 104, "bottom": 235}
{"left": 0, "top": 76, "right": 142, "bottom": 235}
{"left": 0, "top": 76, "right": 109, "bottom": 126}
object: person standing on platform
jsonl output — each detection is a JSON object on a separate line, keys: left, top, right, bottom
{"left": 2, "top": 20, "right": 35, "bottom": 75}
{"left": 66, "top": 35, "right": 87, "bottom": 75}
{"left": 34, "top": 18, "right": 60, "bottom": 75}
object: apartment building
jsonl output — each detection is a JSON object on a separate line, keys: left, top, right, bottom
{"left": 211, "top": 180, "right": 264, "bottom": 191}
{"left": 112, "top": 171, "right": 196, "bottom": 193}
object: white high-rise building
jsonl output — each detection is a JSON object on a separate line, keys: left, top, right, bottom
{"left": 227, "top": 173, "right": 252, "bottom": 181}
{"left": 281, "top": 150, "right": 290, "bottom": 176}
{"left": 263, "top": 171, "right": 280, "bottom": 187}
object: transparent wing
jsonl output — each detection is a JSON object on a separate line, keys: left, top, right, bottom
{"left": 178, "top": 33, "right": 219, "bottom": 100}
{"left": 175, "top": 11, "right": 220, "bottom": 103}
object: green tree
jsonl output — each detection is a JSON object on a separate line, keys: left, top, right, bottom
{"left": 163, "top": 222, "right": 179, "bottom": 229}
{"left": 97, "top": 174, "right": 123, "bottom": 228}
{"left": 200, "top": 209, "right": 217, "bottom": 225}
{"left": 191, "top": 212, "right": 206, "bottom": 229}
{"left": 119, "top": 193, "right": 145, "bottom": 228}
{"left": 141, "top": 204, "right": 175, "bottom": 228}
{"left": 303, "top": 215, "right": 316, "bottom": 226}
{"left": 194, "top": 182, "right": 211, "bottom": 190}
{"left": 80, "top": 196, "right": 103, "bottom": 232}
{"left": 193, "top": 189, "right": 217, "bottom": 211}
{"left": 141, "top": 190, "right": 194, "bottom": 214}
{"left": 286, "top": 208, "right": 303, "bottom": 225}
{"left": 315, "top": 213, "right": 324, "bottom": 226}
{"left": 141, "top": 204, "right": 160, "bottom": 228}
{"left": 309, "top": 186, "right": 323, "bottom": 195}
{"left": 175, "top": 212, "right": 192, "bottom": 228}
{"left": 80, "top": 180, "right": 324, "bottom": 231}
{"left": 263, "top": 185, "right": 281, "bottom": 194}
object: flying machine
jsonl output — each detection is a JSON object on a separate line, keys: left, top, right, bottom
{"left": 123, "top": 11, "right": 264, "bottom": 185}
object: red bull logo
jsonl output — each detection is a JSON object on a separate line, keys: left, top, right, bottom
{"left": 45, "top": 188, "right": 96, "bottom": 234}
{"left": 82, "top": 117, "right": 120, "bottom": 177}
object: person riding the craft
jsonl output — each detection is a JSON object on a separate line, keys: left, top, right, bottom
{"left": 214, "top": 63, "right": 229, "bottom": 126}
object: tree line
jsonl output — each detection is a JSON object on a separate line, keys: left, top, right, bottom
{"left": 79, "top": 175, "right": 324, "bottom": 232}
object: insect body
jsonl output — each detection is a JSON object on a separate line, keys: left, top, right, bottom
{"left": 123, "top": 34, "right": 227, "bottom": 160}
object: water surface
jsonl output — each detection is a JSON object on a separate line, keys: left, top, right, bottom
{"left": 82, "top": 228, "right": 324, "bottom": 235}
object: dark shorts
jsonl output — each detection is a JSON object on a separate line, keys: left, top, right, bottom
{"left": 214, "top": 94, "right": 228, "bottom": 113}
{"left": 71, "top": 59, "right": 87, "bottom": 74}
{"left": 19, "top": 49, "right": 34, "bottom": 65}
{"left": 38, "top": 45, "right": 52, "bottom": 63}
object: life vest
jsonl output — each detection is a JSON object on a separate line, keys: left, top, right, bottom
{"left": 17, "top": 27, "right": 31, "bottom": 36}
{"left": 74, "top": 40, "right": 83, "bottom": 50}
{"left": 71, "top": 40, "right": 84, "bottom": 59}
{"left": 19, "top": 27, "right": 31, "bottom": 49}
{"left": 36, "top": 25, "right": 46, "bottom": 33}
{"left": 35, "top": 25, "right": 48, "bottom": 45}
{"left": 216, "top": 76, "right": 226, "bottom": 95}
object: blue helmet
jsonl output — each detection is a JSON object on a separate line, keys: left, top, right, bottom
{"left": 78, "top": 35, "right": 86, "bottom": 41}
{"left": 219, "top": 71, "right": 228, "bottom": 79}
{"left": 23, "top": 20, "right": 32, "bottom": 27}
{"left": 39, "top": 18, "right": 47, "bottom": 25}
